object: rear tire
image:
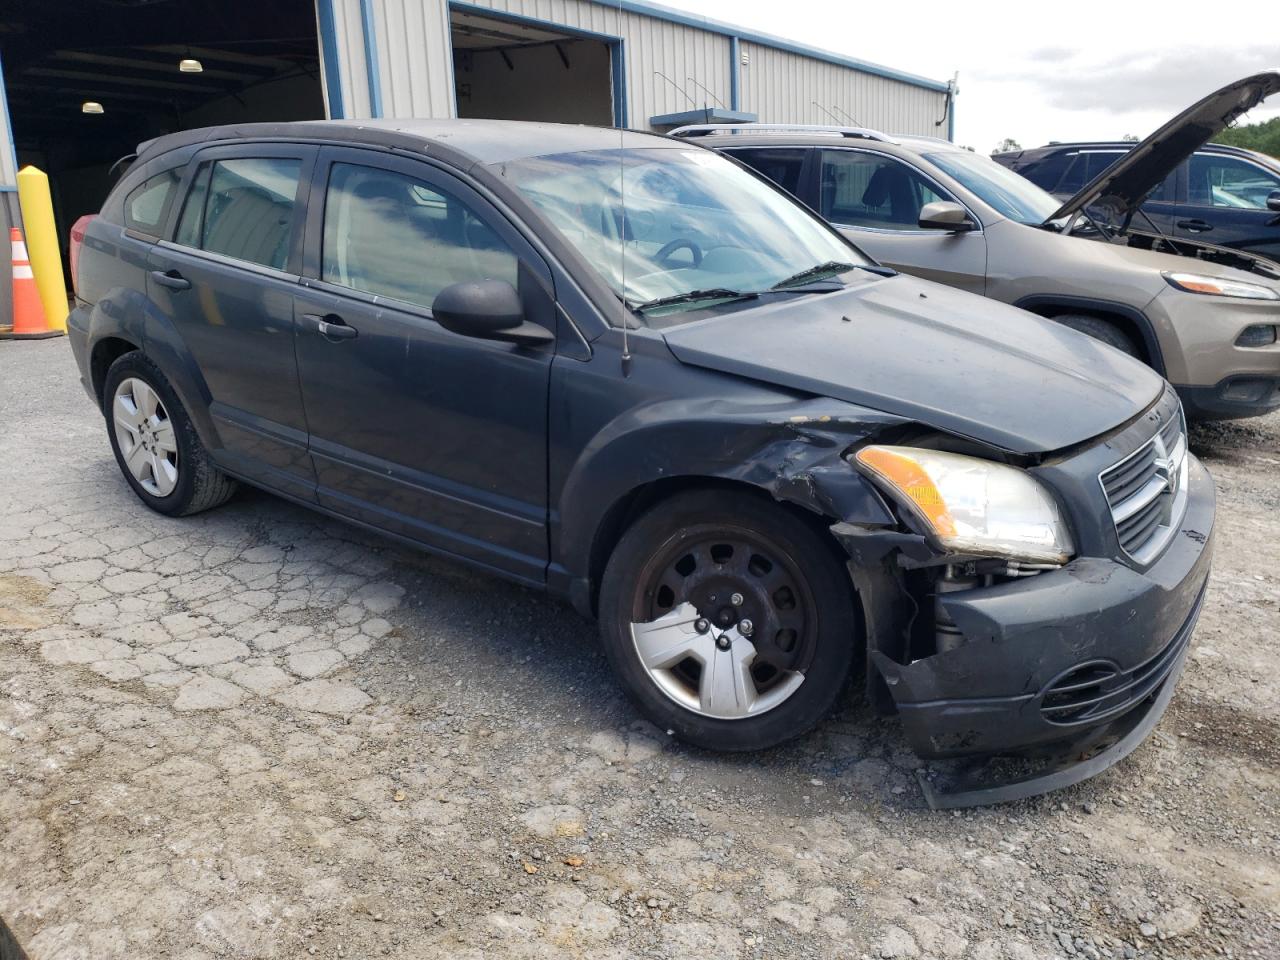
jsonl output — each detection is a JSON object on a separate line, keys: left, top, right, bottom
{"left": 598, "top": 489, "right": 858, "bottom": 752}
{"left": 1051, "top": 313, "right": 1141, "bottom": 358}
{"left": 102, "top": 351, "right": 238, "bottom": 517}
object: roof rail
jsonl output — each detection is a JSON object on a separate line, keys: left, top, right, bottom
{"left": 669, "top": 123, "right": 897, "bottom": 143}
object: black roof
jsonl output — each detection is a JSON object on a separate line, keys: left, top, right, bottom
{"left": 137, "top": 119, "right": 674, "bottom": 167}
{"left": 997, "top": 140, "right": 1266, "bottom": 161}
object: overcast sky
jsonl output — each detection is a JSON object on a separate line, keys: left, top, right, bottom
{"left": 665, "top": 0, "right": 1280, "bottom": 152}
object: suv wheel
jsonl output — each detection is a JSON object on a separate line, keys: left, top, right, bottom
{"left": 103, "top": 351, "right": 238, "bottom": 516}
{"left": 1052, "top": 314, "right": 1140, "bottom": 358}
{"left": 598, "top": 489, "right": 858, "bottom": 751}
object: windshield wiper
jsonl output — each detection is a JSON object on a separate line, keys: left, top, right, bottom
{"left": 771, "top": 261, "right": 857, "bottom": 289}
{"left": 632, "top": 288, "right": 758, "bottom": 314}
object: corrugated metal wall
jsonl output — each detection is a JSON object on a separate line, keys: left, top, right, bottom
{"left": 322, "top": 0, "right": 947, "bottom": 136}
{"left": 739, "top": 41, "right": 945, "bottom": 137}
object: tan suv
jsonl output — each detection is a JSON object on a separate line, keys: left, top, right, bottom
{"left": 683, "top": 71, "right": 1280, "bottom": 420}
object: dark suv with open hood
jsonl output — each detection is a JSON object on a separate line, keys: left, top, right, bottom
{"left": 995, "top": 141, "right": 1280, "bottom": 264}
{"left": 67, "top": 118, "right": 1214, "bottom": 807}
{"left": 690, "top": 72, "right": 1280, "bottom": 421}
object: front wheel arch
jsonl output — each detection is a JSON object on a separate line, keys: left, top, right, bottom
{"left": 584, "top": 476, "right": 852, "bottom": 619}
{"left": 1015, "top": 295, "right": 1165, "bottom": 375}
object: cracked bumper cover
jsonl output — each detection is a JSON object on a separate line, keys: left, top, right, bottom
{"left": 869, "top": 455, "right": 1215, "bottom": 761}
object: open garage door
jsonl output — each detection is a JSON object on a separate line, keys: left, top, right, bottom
{"left": 1, "top": 0, "right": 326, "bottom": 287}
{"left": 450, "top": 7, "right": 618, "bottom": 127}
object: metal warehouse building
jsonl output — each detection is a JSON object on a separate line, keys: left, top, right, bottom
{"left": 0, "top": 0, "right": 954, "bottom": 313}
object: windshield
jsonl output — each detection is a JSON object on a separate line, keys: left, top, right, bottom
{"left": 493, "top": 147, "right": 867, "bottom": 315}
{"left": 924, "top": 151, "right": 1062, "bottom": 225}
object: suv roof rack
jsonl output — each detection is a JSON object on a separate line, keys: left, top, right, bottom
{"left": 669, "top": 123, "right": 897, "bottom": 143}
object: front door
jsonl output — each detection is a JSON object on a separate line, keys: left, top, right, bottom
{"left": 1176, "top": 152, "right": 1280, "bottom": 262}
{"left": 817, "top": 149, "right": 988, "bottom": 295}
{"left": 292, "top": 147, "right": 556, "bottom": 582}
{"left": 147, "top": 145, "right": 318, "bottom": 499}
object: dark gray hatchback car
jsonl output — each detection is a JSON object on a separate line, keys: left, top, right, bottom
{"left": 68, "top": 119, "right": 1214, "bottom": 806}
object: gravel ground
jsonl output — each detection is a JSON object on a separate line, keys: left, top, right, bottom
{"left": 1, "top": 337, "right": 1277, "bottom": 960}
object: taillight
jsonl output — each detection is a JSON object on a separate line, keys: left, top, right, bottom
{"left": 69, "top": 214, "right": 96, "bottom": 296}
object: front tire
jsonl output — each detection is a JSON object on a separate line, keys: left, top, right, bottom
{"left": 102, "top": 351, "right": 238, "bottom": 516}
{"left": 598, "top": 489, "right": 858, "bottom": 751}
{"left": 1051, "top": 313, "right": 1141, "bottom": 359}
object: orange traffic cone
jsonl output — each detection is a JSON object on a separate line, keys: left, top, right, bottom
{"left": 3, "top": 227, "right": 61, "bottom": 340}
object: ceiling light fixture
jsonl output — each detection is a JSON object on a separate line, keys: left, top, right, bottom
{"left": 81, "top": 101, "right": 104, "bottom": 114}
{"left": 179, "top": 58, "right": 203, "bottom": 73}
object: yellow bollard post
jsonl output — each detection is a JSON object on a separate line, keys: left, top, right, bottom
{"left": 16, "top": 166, "right": 67, "bottom": 333}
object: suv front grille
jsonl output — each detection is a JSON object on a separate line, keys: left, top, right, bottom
{"left": 1099, "top": 408, "right": 1188, "bottom": 565}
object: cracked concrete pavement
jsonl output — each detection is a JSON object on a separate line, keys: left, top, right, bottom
{"left": 1, "top": 339, "right": 1278, "bottom": 959}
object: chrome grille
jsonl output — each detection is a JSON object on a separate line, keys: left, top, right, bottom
{"left": 1099, "top": 405, "right": 1189, "bottom": 565}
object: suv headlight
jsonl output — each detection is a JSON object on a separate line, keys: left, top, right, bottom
{"left": 853, "top": 445, "right": 1075, "bottom": 564}
{"left": 1163, "top": 271, "right": 1279, "bottom": 301}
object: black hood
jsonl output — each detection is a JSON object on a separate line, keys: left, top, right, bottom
{"left": 1047, "top": 70, "right": 1280, "bottom": 227}
{"left": 662, "top": 276, "right": 1163, "bottom": 455}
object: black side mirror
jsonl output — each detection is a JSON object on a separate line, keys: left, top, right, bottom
{"left": 433, "top": 279, "right": 553, "bottom": 346}
{"left": 918, "top": 200, "right": 977, "bottom": 232}
{"left": 1267, "top": 190, "right": 1280, "bottom": 213}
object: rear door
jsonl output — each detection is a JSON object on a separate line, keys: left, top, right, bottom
{"left": 292, "top": 146, "right": 556, "bottom": 582}
{"left": 817, "top": 148, "right": 987, "bottom": 294}
{"left": 1175, "top": 152, "right": 1280, "bottom": 260}
{"left": 148, "top": 144, "right": 317, "bottom": 499}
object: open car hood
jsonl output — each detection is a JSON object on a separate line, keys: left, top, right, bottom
{"left": 1046, "top": 70, "right": 1280, "bottom": 228}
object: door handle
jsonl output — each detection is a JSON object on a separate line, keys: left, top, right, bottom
{"left": 149, "top": 269, "right": 191, "bottom": 291}
{"left": 302, "top": 312, "right": 358, "bottom": 341}
{"left": 1176, "top": 219, "right": 1213, "bottom": 232}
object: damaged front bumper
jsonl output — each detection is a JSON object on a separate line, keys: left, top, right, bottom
{"left": 836, "top": 454, "right": 1215, "bottom": 804}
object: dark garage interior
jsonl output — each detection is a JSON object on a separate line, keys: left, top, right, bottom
{"left": 451, "top": 7, "right": 615, "bottom": 127}
{"left": 0, "top": 0, "right": 326, "bottom": 280}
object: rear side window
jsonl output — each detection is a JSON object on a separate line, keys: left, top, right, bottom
{"left": 320, "top": 162, "right": 518, "bottom": 310}
{"left": 124, "top": 169, "right": 181, "bottom": 234}
{"left": 726, "top": 148, "right": 807, "bottom": 197}
{"left": 175, "top": 157, "right": 302, "bottom": 270}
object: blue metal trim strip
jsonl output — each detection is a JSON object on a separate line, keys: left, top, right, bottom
{"left": 603, "top": 0, "right": 948, "bottom": 93}
{"left": 359, "top": 0, "right": 384, "bottom": 117}
{"left": 611, "top": 40, "right": 628, "bottom": 127}
{"left": 315, "top": 0, "right": 346, "bottom": 119}
{"left": 449, "top": 2, "right": 628, "bottom": 127}
{"left": 728, "top": 35, "right": 740, "bottom": 112}
{"left": 0, "top": 49, "right": 18, "bottom": 189}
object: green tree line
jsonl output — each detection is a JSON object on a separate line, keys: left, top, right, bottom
{"left": 1216, "top": 117, "right": 1280, "bottom": 158}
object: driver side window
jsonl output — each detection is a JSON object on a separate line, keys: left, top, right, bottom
{"left": 819, "top": 151, "right": 953, "bottom": 230}
{"left": 320, "top": 162, "right": 518, "bottom": 310}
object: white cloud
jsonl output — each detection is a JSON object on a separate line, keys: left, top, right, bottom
{"left": 661, "top": 0, "right": 1279, "bottom": 153}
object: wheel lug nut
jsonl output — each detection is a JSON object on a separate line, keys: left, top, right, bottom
{"left": 694, "top": 618, "right": 709, "bottom": 634}
{"left": 730, "top": 592, "right": 744, "bottom": 606}
{"left": 739, "top": 619, "right": 753, "bottom": 637}
{"left": 715, "top": 635, "right": 731, "bottom": 651}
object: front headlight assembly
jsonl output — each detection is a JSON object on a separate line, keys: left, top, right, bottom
{"left": 853, "top": 445, "right": 1075, "bottom": 564}
{"left": 1163, "top": 271, "right": 1280, "bottom": 301}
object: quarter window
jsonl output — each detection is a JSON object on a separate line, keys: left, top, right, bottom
{"left": 819, "top": 151, "right": 952, "bottom": 230}
{"left": 1188, "top": 154, "right": 1280, "bottom": 209}
{"left": 124, "top": 169, "right": 181, "bottom": 234}
{"left": 320, "top": 162, "right": 518, "bottom": 310}
{"left": 174, "top": 157, "right": 302, "bottom": 270}
{"left": 726, "top": 148, "right": 807, "bottom": 197}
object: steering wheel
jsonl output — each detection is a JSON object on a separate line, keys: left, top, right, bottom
{"left": 654, "top": 238, "right": 703, "bottom": 269}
